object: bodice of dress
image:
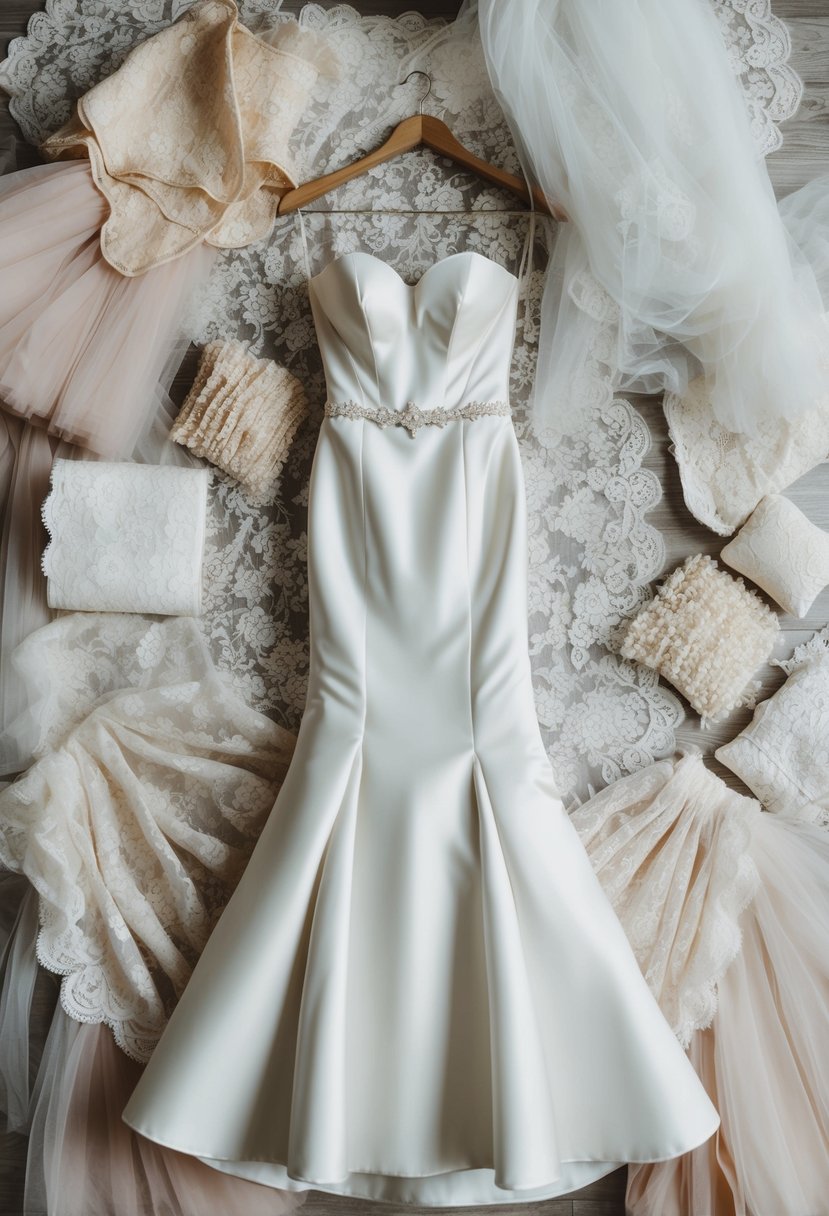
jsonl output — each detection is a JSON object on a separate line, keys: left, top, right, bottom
{"left": 308, "top": 252, "right": 520, "bottom": 419}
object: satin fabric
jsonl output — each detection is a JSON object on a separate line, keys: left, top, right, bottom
{"left": 122, "top": 251, "right": 718, "bottom": 1206}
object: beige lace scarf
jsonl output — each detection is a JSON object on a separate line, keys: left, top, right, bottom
{"left": 40, "top": 0, "right": 337, "bottom": 275}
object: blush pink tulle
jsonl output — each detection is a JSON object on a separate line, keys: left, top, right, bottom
{"left": 36, "top": 1016, "right": 307, "bottom": 1216}
{"left": 629, "top": 810, "right": 829, "bottom": 1216}
{"left": 0, "top": 158, "right": 215, "bottom": 457}
{"left": 0, "top": 874, "right": 306, "bottom": 1216}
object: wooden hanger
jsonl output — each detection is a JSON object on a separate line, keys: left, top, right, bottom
{"left": 277, "top": 72, "right": 567, "bottom": 220}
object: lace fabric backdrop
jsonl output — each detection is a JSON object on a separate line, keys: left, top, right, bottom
{"left": 0, "top": 0, "right": 805, "bottom": 801}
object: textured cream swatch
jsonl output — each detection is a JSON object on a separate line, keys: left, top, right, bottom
{"left": 721, "top": 494, "right": 829, "bottom": 617}
{"left": 620, "top": 553, "right": 779, "bottom": 721}
{"left": 171, "top": 340, "right": 308, "bottom": 504}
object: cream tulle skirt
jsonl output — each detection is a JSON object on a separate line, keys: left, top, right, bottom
{"left": 573, "top": 752, "right": 829, "bottom": 1216}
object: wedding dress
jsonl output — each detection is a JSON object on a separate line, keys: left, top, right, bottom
{"left": 122, "top": 249, "right": 718, "bottom": 1206}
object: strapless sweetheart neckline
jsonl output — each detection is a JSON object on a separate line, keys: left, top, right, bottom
{"left": 307, "top": 247, "right": 519, "bottom": 289}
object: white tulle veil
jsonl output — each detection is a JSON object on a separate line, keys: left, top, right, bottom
{"left": 448, "top": 0, "right": 829, "bottom": 437}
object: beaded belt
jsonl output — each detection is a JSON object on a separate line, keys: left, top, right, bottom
{"left": 324, "top": 399, "right": 510, "bottom": 438}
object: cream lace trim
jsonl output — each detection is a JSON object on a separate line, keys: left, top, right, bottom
{"left": 172, "top": 340, "right": 308, "bottom": 505}
{"left": 325, "top": 399, "right": 510, "bottom": 437}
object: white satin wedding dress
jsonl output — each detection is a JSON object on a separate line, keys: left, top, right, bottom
{"left": 122, "top": 250, "right": 718, "bottom": 1206}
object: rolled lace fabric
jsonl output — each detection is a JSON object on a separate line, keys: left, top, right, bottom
{"left": 619, "top": 554, "right": 779, "bottom": 722}
{"left": 171, "top": 341, "right": 309, "bottom": 504}
{"left": 42, "top": 459, "right": 209, "bottom": 615}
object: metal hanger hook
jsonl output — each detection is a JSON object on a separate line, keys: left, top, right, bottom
{"left": 400, "top": 69, "right": 432, "bottom": 116}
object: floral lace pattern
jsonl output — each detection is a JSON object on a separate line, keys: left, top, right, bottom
{"left": 664, "top": 375, "right": 829, "bottom": 536}
{"left": 717, "top": 628, "right": 829, "bottom": 827}
{"left": 571, "top": 751, "right": 761, "bottom": 1046}
{"left": 711, "top": 0, "right": 803, "bottom": 156}
{"left": 0, "top": 1, "right": 803, "bottom": 799}
{"left": 720, "top": 493, "right": 829, "bottom": 617}
{"left": 0, "top": 614, "right": 296, "bottom": 1060}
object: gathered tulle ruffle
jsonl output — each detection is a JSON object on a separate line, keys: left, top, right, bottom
{"left": 0, "top": 159, "right": 214, "bottom": 457}
{"left": 573, "top": 751, "right": 829, "bottom": 1216}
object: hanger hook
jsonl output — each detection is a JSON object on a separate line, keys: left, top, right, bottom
{"left": 400, "top": 69, "right": 432, "bottom": 116}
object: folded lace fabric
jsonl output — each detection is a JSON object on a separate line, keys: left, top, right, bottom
{"left": 717, "top": 626, "right": 829, "bottom": 826}
{"left": 171, "top": 341, "right": 309, "bottom": 504}
{"left": 40, "top": 0, "right": 338, "bottom": 276}
{"left": 0, "top": 613, "right": 296, "bottom": 1062}
{"left": 664, "top": 373, "right": 829, "bottom": 536}
{"left": 42, "top": 459, "right": 208, "bottom": 615}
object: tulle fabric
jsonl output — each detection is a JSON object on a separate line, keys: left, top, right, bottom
{"left": 462, "top": 0, "right": 829, "bottom": 435}
{"left": 0, "top": 158, "right": 214, "bottom": 457}
{"left": 573, "top": 751, "right": 829, "bottom": 1216}
{"left": 570, "top": 753, "right": 759, "bottom": 1049}
{"left": 0, "top": 153, "right": 215, "bottom": 775}
{"left": 0, "top": 418, "right": 56, "bottom": 779}
{"left": 24, "top": 1011, "right": 307, "bottom": 1216}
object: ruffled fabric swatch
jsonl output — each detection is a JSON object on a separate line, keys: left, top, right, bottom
{"left": 42, "top": 459, "right": 208, "bottom": 616}
{"left": 40, "top": 0, "right": 338, "bottom": 275}
{"left": 171, "top": 341, "right": 308, "bottom": 504}
{"left": 620, "top": 554, "right": 779, "bottom": 722}
{"left": 0, "top": 613, "right": 296, "bottom": 1062}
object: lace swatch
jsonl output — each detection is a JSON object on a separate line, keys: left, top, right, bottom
{"left": 172, "top": 341, "right": 309, "bottom": 504}
{"left": 620, "top": 554, "right": 779, "bottom": 722}
{"left": 40, "top": 0, "right": 338, "bottom": 275}
{"left": 717, "top": 637, "right": 829, "bottom": 827}
{"left": 664, "top": 374, "right": 829, "bottom": 536}
{"left": 42, "top": 460, "right": 208, "bottom": 616}
{"left": 0, "top": 614, "right": 296, "bottom": 1060}
{"left": 721, "top": 494, "right": 829, "bottom": 617}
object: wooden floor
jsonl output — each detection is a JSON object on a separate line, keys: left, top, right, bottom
{"left": 1, "top": 1, "right": 828, "bottom": 1214}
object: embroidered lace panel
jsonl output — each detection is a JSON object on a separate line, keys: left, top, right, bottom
{"left": 325, "top": 399, "right": 510, "bottom": 437}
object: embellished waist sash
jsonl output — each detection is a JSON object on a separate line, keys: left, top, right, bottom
{"left": 324, "top": 399, "right": 510, "bottom": 438}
